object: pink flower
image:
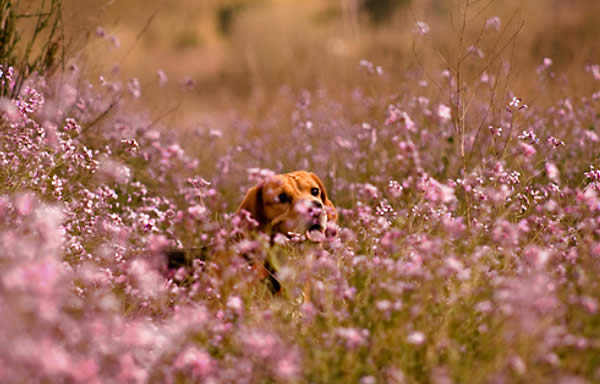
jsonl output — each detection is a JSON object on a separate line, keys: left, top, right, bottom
{"left": 156, "top": 69, "right": 168, "bottom": 87}
{"left": 485, "top": 16, "right": 501, "bottom": 31}
{"left": 580, "top": 296, "right": 598, "bottom": 314}
{"left": 98, "top": 158, "right": 132, "bottom": 184}
{"left": 385, "top": 105, "right": 415, "bottom": 132}
{"left": 275, "top": 352, "right": 301, "bottom": 382}
{"left": 523, "top": 246, "right": 551, "bottom": 268}
{"left": 15, "top": 193, "right": 35, "bottom": 216}
{"left": 127, "top": 78, "right": 141, "bottom": 99}
{"left": 242, "top": 329, "right": 279, "bottom": 358}
{"left": 421, "top": 176, "right": 456, "bottom": 204}
{"left": 518, "top": 142, "right": 536, "bottom": 157}
{"left": 227, "top": 295, "right": 244, "bottom": 314}
{"left": 437, "top": 104, "right": 452, "bottom": 124}
{"left": 545, "top": 162, "right": 560, "bottom": 182}
{"left": 407, "top": 331, "right": 425, "bottom": 345}
{"left": 174, "top": 346, "right": 215, "bottom": 378}
{"left": 188, "top": 204, "right": 208, "bottom": 220}
{"left": 415, "top": 21, "right": 430, "bottom": 35}
{"left": 335, "top": 327, "right": 368, "bottom": 349}
{"left": 118, "top": 353, "right": 147, "bottom": 383}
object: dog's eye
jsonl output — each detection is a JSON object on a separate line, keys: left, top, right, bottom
{"left": 278, "top": 193, "right": 290, "bottom": 203}
{"left": 311, "top": 187, "right": 320, "bottom": 197}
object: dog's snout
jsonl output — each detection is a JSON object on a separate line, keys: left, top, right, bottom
{"left": 307, "top": 200, "right": 324, "bottom": 218}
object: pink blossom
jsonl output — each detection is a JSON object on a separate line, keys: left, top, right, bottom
{"left": 545, "top": 162, "right": 560, "bottom": 182}
{"left": 335, "top": 327, "right": 368, "bottom": 348}
{"left": 188, "top": 204, "right": 208, "bottom": 220}
{"left": 518, "top": 141, "right": 536, "bottom": 157}
{"left": 415, "top": 21, "right": 430, "bottom": 35}
{"left": 580, "top": 296, "right": 598, "bottom": 314}
{"left": 421, "top": 176, "right": 456, "bottom": 204}
{"left": 407, "top": 331, "right": 425, "bottom": 345}
{"left": 174, "top": 346, "right": 215, "bottom": 378}
{"left": 485, "top": 16, "right": 501, "bottom": 31}
{"left": 156, "top": 69, "right": 168, "bottom": 87}
{"left": 15, "top": 193, "right": 35, "bottom": 216}
{"left": 437, "top": 104, "right": 452, "bottom": 124}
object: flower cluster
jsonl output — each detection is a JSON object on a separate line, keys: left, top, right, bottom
{"left": 1, "top": 36, "right": 600, "bottom": 384}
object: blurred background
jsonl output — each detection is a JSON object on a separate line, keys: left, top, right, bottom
{"left": 43, "top": 0, "right": 600, "bottom": 127}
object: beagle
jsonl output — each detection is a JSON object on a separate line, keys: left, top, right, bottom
{"left": 166, "top": 171, "right": 336, "bottom": 295}
{"left": 238, "top": 171, "right": 337, "bottom": 240}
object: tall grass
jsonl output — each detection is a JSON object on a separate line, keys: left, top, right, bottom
{"left": 0, "top": 0, "right": 64, "bottom": 98}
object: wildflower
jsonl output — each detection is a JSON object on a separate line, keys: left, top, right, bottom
{"left": 63, "top": 117, "right": 82, "bottom": 134}
{"left": 359, "top": 60, "right": 383, "bottom": 75}
{"left": 0, "top": 97, "right": 18, "bottom": 122}
{"left": 488, "top": 125, "right": 502, "bottom": 136}
{"left": 407, "top": 331, "right": 425, "bottom": 345}
{"left": 121, "top": 138, "right": 139, "bottom": 153}
{"left": 275, "top": 351, "right": 300, "bottom": 382}
{"left": 437, "top": 104, "right": 452, "bottom": 124}
{"left": 335, "top": 327, "right": 368, "bottom": 349}
{"left": 95, "top": 26, "right": 105, "bottom": 38}
{"left": 467, "top": 45, "right": 484, "bottom": 58}
{"left": 376, "top": 300, "right": 392, "bottom": 313}
{"left": 387, "top": 180, "right": 403, "bottom": 198}
{"left": 385, "top": 105, "right": 415, "bottom": 132}
{"left": 180, "top": 76, "right": 196, "bottom": 91}
{"left": 335, "top": 136, "right": 353, "bottom": 149}
{"left": 15, "top": 193, "right": 35, "bottom": 216}
{"left": 156, "top": 69, "right": 168, "bottom": 87}
{"left": 580, "top": 296, "right": 598, "bottom": 314}
{"left": 509, "top": 355, "right": 526, "bottom": 375}
{"left": 475, "top": 301, "right": 493, "bottom": 314}
{"left": 188, "top": 204, "right": 208, "bottom": 220}
{"left": 547, "top": 136, "right": 565, "bottom": 148}
{"left": 415, "top": 21, "right": 430, "bottom": 35}
{"left": 227, "top": 296, "right": 244, "bottom": 314}
{"left": 360, "top": 376, "right": 376, "bottom": 384}
{"left": 586, "top": 64, "right": 600, "bottom": 80}
{"left": 242, "top": 329, "right": 279, "bottom": 359}
{"left": 485, "top": 16, "right": 501, "bottom": 31}
{"left": 110, "top": 35, "right": 120, "bottom": 48}
{"left": 127, "top": 78, "right": 141, "bottom": 99}
{"left": 420, "top": 176, "right": 456, "bottom": 204}
{"left": 523, "top": 246, "right": 551, "bottom": 268}
{"left": 545, "top": 162, "right": 560, "bottom": 182}
{"left": 98, "top": 158, "right": 132, "bottom": 184}
{"left": 174, "top": 346, "right": 214, "bottom": 378}
{"left": 518, "top": 142, "right": 536, "bottom": 158}
{"left": 509, "top": 97, "right": 522, "bottom": 108}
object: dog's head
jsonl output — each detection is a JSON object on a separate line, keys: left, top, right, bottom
{"left": 238, "top": 171, "right": 336, "bottom": 240}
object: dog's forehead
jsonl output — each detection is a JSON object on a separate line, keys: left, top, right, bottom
{"left": 286, "top": 172, "right": 315, "bottom": 189}
{"left": 262, "top": 175, "right": 288, "bottom": 198}
{"left": 263, "top": 173, "right": 314, "bottom": 197}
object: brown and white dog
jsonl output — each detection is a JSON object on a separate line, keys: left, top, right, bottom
{"left": 238, "top": 171, "right": 337, "bottom": 240}
{"left": 167, "top": 171, "right": 336, "bottom": 295}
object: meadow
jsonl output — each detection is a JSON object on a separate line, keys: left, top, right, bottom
{"left": 1, "top": 0, "right": 600, "bottom": 382}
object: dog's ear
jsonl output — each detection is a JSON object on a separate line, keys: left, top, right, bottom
{"left": 309, "top": 172, "right": 337, "bottom": 221}
{"left": 238, "top": 184, "right": 267, "bottom": 226}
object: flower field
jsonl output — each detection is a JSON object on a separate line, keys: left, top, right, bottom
{"left": 1, "top": 1, "right": 600, "bottom": 383}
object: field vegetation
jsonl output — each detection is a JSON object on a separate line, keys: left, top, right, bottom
{"left": 1, "top": 0, "right": 600, "bottom": 382}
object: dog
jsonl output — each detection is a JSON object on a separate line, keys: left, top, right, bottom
{"left": 238, "top": 170, "right": 337, "bottom": 239}
{"left": 167, "top": 171, "right": 337, "bottom": 295}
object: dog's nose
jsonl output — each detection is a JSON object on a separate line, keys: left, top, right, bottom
{"left": 312, "top": 200, "right": 323, "bottom": 209}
